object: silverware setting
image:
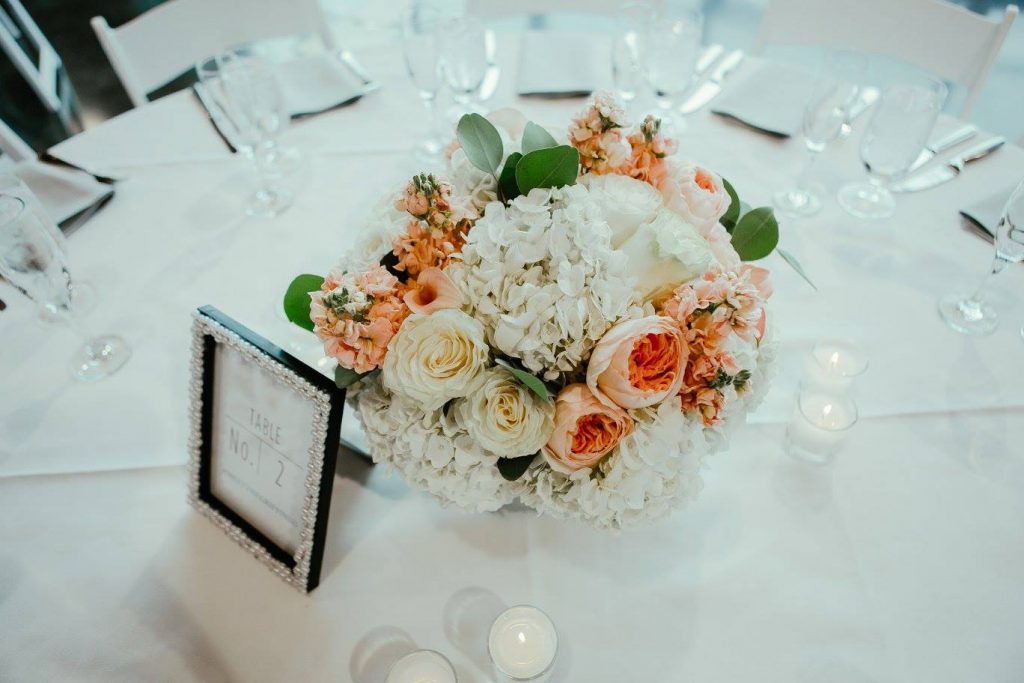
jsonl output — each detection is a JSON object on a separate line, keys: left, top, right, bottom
{"left": 907, "top": 123, "right": 978, "bottom": 172}
{"left": 478, "top": 29, "right": 501, "bottom": 102}
{"left": 892, "top": 136, "right": 1006, "bottom": 193}
{"left": 337, "top": 48, "right": 378, "bottom": 93}
{"left": 679, "top": 48, "right": 745, "bottom": 114}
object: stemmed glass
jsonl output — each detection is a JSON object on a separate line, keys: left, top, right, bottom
{"left": 402, "top": 2, "right": 445, "bottom": 160}
{"left": 0, "top": 194, "right": 131, "bottom": 381}
{"left": 439, "top": 16, "right": 488, "bottom": 115}
{"left": 644, "top": 10, "right": 703, "bottom": 130}
{"left": 773, "top": 54, "right": 864, "bottom": 217}
{"left": 837, "top": 78, "right": 947, "bottom": 220}
{"left": 210, "top": 47, "right": 293, "bottom": 218}
{"left": 938, "top": 178, "right": 1024, "bottom": 336}
{"left": 610, "top": 1, "right": 656, "bottom": 109}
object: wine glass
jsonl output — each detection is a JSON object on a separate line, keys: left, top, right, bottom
{"left": 837, "top": 78, "right": 947, "bottom": 220}
{"left": 439, "top": 16, "right": 488, "bottom": 114}
{"left": 644, "top": 10, "right": 703, "bottom": 130}
{"left": 0, "top": 194, "right": 131, "bottom": 381}
{"left": 773, "top": 53, "right": 864, "bottom": 217}
{"left": 938, "top": 178, "right": 1024, "bottom": 336}
{"left": 212, "top": 48, "right": 293, "bottom": 218}
{"left": 610, "top": 2, "right": 656, "bottom": 109}
{"left": 402, "top": 2, "right": 445, "bottom": 159}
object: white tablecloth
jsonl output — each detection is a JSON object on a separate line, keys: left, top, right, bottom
{"left": 2, "top": 32, "right": 1024, "bottom": 683}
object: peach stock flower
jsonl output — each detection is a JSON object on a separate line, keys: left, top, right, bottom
{"left": 392, "top": 173, "right": 470, "bottom": 278}
{"left": 569, "top": 92, "right": 631, "bottom": 175}
{"left": 310, "top": 266, "right": 410, "bottom": 374}
{"left": 586, "top": 316, "right": 687, "bottom": 409}
{"left": 620, "top": 115, "right": 677, "bottom": 187}
{"left": 543, "top": 384, "right": 634, "bottom": 474}
{"left": 404, "top": 267, "right": 464, "bottom": 315}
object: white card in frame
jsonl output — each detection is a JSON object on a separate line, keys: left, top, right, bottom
{"left": 187, "top": 305, "right": 343, "bottom": 593}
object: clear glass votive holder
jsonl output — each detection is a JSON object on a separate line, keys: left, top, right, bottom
{"left": 385, "top": 649, "right": 457, "bottom": 683}
{"left": 801, "top": 338, "right": 869, "bottom": 394}
{"left": 488, "top": 605, "right": 558, "bottom": 682}
{"left": 785, "top": 391, "right": 859, "bottom": 465}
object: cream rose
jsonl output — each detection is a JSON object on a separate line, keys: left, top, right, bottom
{"left": 661, "top": 164, "right": 731, "bottom": 232}
{"left": 586, "top": 316, "right": 687, "bottom": 409}
{"left": 455, "top": 367, "right": 555, "bottom": 458}
{"left": 618, "top": 208, "right": 713, "bottom": 299}
{"left": 382, "top": 309, "right": 489, "bottom": 410}
{"left": 582, "top": 173, "right": 664, "bottom": 248}
{"left": 542, "top": 384, "right": 634, "bottom": 474}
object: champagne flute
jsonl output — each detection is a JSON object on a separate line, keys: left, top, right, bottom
{"left": 644, "top": 10, "right": 703, "bottom": 130}
{"left": 439, "top": 16, "right": 488, "bottom": 114}
{"left": 402, "top": 2, "right": 445, "bottom": 159}
{"left": 0, "top": 194, "right": 131, "bottom": 381}
{"left": 610, "top": 1, "right": 656, "bottom": 109}
{"left": 938, "top": 178, "right": 1024, "bottom": 336}
{"left": 837, "top": 78, "right": 947, "bottom": 220}
{"left": 773, "top": 53, "right": 864, "bottom": 217}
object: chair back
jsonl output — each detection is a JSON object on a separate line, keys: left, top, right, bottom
{"left": 0, "top": 117, "right": 35, "bottom": 162}
{"left": 0, "top": 0, "right": 63, "bottom": 112}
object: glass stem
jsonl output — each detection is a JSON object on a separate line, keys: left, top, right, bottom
{"left": 968, "top": 257, "right": 1009, "bottom": 305}
{"left": 252, "top": 142, "right": 277, "bottom": 198}
{"left": 422, "top": 92, "right": 440, "bottom": 142}
{"left": 795, "top": 149, "right": 821, "bottom": 192}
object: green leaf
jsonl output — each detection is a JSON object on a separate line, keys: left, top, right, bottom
{"left": 334, "top": 365, "right": 368, "bottom": 389}
{"left": 497, "top": 453, "right": 537, "bottom": 481}
{"left": 721, "top": 178, "right": 741, "bottom": 233}
{"left": 495, "top": 358, "right": 551, "bottom": 402}
{"left": 283, "top": 274, "right": 323, "bottom": 332}
{"left": 498, "top": 152, "right": 523, "bottom": 203}
{"left": 521, "top": 121, "right": 558, "bottom": 154}
{"left": 515, "top": 145, "right": 580, "bottom": 195}
{"left": 777, "top": 248, "right": 817, "bottom": 290}
{"left": 731, "top": 207, "right": 779, "bottom": 261}
{"left": 457, "top": 113, "right": 503, "bottom": 176}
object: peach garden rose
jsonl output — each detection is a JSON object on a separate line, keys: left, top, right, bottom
{"left": 543, "top": 384, "right": 634, "bottom": 474}
{"left": 586, "top": 316, "right": 687, "bottom": 409}
{"left": 660, "top": 163, "right": 731, "bottom": 233}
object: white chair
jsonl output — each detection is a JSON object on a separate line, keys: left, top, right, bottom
{"left": 0, "top": 117, "right": 35, "bottom": 162}
{"left": 91, "top": 0, "right": 337, "bottom": 108}
{"left": 752, "top": 0, "right": 1018, "bottom": 118}
{"left": 0, "top": 0, "right": 65, "bottom": 113}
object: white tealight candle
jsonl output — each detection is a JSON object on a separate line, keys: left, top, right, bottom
{"left": 488, "top": 606, "right": 558, "bottom": 682}
{"left": 785, "top": 392, "right": 858, "bottom": 464}
{"left": 385, "top": 650, "right": 457, "bottom": 683}
{"left": 803, "top": 339, "right": 869, "bottom": 393}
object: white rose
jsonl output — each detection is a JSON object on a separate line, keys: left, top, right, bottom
{"left": 382, "top": 309, "right": 490, "bottom": 410}
{"left": 661, "top": 164, "right": 731, "bottom": 232}
{"left": 583, "top": 174, "right": 664, "bottom": 248}
{"left": 455, "top": 367, "right": 555, "bottom": 458}
{"left": 619, "top": 208, "right": 713, "bottom": 299}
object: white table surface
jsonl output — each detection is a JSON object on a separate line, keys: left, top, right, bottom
{"left": 2, "top": 32, "right": 1024, "bottom": 683}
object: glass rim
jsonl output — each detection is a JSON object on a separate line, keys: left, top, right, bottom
{"left": 811, "top": 339, "right": 870, "bottom": 378}
{"left": 796, "top": 392, "right": 859, "bottom": 432}
{"left": 385, "top": 649, "right": 457, "bottom": 682}
{"left": 488, "top": 604, "right": 559, "bottom": 681}
{"left": 0, "top": 193, "right": 26, "bottom": 230}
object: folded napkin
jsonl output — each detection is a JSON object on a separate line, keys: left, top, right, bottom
{"left": 959, "top": 187, "right": 1014, "bottom": 239}
{"left": 517, "top": 31, "right": 600, "bottom": 97}
{"left": 711, "top": 60, "right": 814, "bottom": 137}
{"left": 275, "top": 53, "right": 366, "bottom": 118}
{"left": 12, "top": 161, "right": 114, "bottom": 233}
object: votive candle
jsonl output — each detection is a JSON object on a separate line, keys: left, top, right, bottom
{"left": 488, "top": 605, "right": 558, "bottom": 682}
{"left": 803, "top": 339, "right": 869, "bottom": 393}
{"left": 385, "top": 650, "right": 457, "bottom": 683}
{"left": 785, "top": 391, "right": 858, "bottom": 464}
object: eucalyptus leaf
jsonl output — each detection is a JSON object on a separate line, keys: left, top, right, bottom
{"left": 499, "top": 152, "right": 523, "bottom": 202}
{"left": 282, "top": 273, "right": 323, "bottom": 332}
{"left": 495, "top": 358, "right": 551, "bottom": 402}
{"left": 334, "top": 365, "right": 366, "bottom": 389}
{"left": 521, "top": 121, "right": 558, "bottom": 154}
{"left": 777, "top": 248, "right": 817, "bottom": 290}
{"left": 456, "top": 113, "right": 503, "bottom": 176}
{"left": 497, "top": 453, "right": 537, "bottom": 481}
{"left": 515, "top": 146, "right": 580, "bottom": 195}
{"left": 731, "top": 207, "right": 779, "bottom": 261}
{"left": 721, "top": 178, "right": 741, "bottom": 232}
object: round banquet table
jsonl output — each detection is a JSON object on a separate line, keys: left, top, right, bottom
{"left": 2, "top": 30, "right": 1024, "bottom": 683}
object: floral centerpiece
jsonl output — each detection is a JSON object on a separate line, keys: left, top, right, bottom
{"left": 283, "top": 94, "right": 792, "bottom": 530}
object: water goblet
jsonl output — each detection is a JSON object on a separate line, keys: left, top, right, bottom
{"left": 938, "top": 178, "right": 1024, "bottom": 335}
{"left": 610, "top": 2, "right": 656, "bottom": 109}
{"left": 439, "top": 16, "right": 488, "bottom": 115}
{"left": 837, "top": 78, "right": 947, "bottom": 220}
{"left": 402, "top": 2, "right": 446, "bottom": 160}
{"left": 0, "top": 194, "right": 131, "bottom": 381}
{"left": 644, "top": 10, "right": 703, "bottom": 131}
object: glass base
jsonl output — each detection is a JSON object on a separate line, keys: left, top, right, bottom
{"left": 72, "top": 334, "right": 132, "bottom": 382}
{"left": 246, "top": 187, "right": 293, "bottom": 218}
{"left": 37, "top": 281, "right": 96, "bottom": 325}
{"left": 837, "top": 182, "right": 895, "bottom": 219}
{"left": 938, "top": 293, "right": 998, "bottom": 336}
{"left": 773, "top": 188, "right": 822, "bottom": 217}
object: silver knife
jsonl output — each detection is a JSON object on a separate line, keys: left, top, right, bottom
{"left": 478, "top": 29, "right": 501, "bottom": 101}
{"left": 908, "top": 123, "right": 978, "bottom": 172}
{"left": 696, "top": 44, "right": 725, "bottom": 74}
{"left": 680, "top": 49, "right": 744, "bottom": 114}
{"left": 338, "top": 49, "right": 379, "bottom": 93}
{"left": 891, "top": 136, "right": 1005, "bottom": 193}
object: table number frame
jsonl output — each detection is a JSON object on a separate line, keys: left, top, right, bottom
{"left": 187, "top": 306, "right": 342, "bottom": 593}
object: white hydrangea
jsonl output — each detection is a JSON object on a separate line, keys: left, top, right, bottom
{"left": 349, "top": 378, "right": 517, "bottom": 512}
{"left": 448, "top": 184, "right": 645, "bottom": 381}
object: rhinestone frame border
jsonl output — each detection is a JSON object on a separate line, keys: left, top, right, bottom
{"left": 187, "top": 311, "right": 332, "bottom": 593}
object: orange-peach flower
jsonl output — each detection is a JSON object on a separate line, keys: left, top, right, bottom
{"left": 586, "top": 316, "right": 687, "bottom": 409}
{"left": 543, "top": 384, "right": 634, "bottom": 474}
{"left": 659, "top": 164, "right": 731, "bottom": 232}
{"left": 404, "top": 267, "right": 464, "bottom": 315}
